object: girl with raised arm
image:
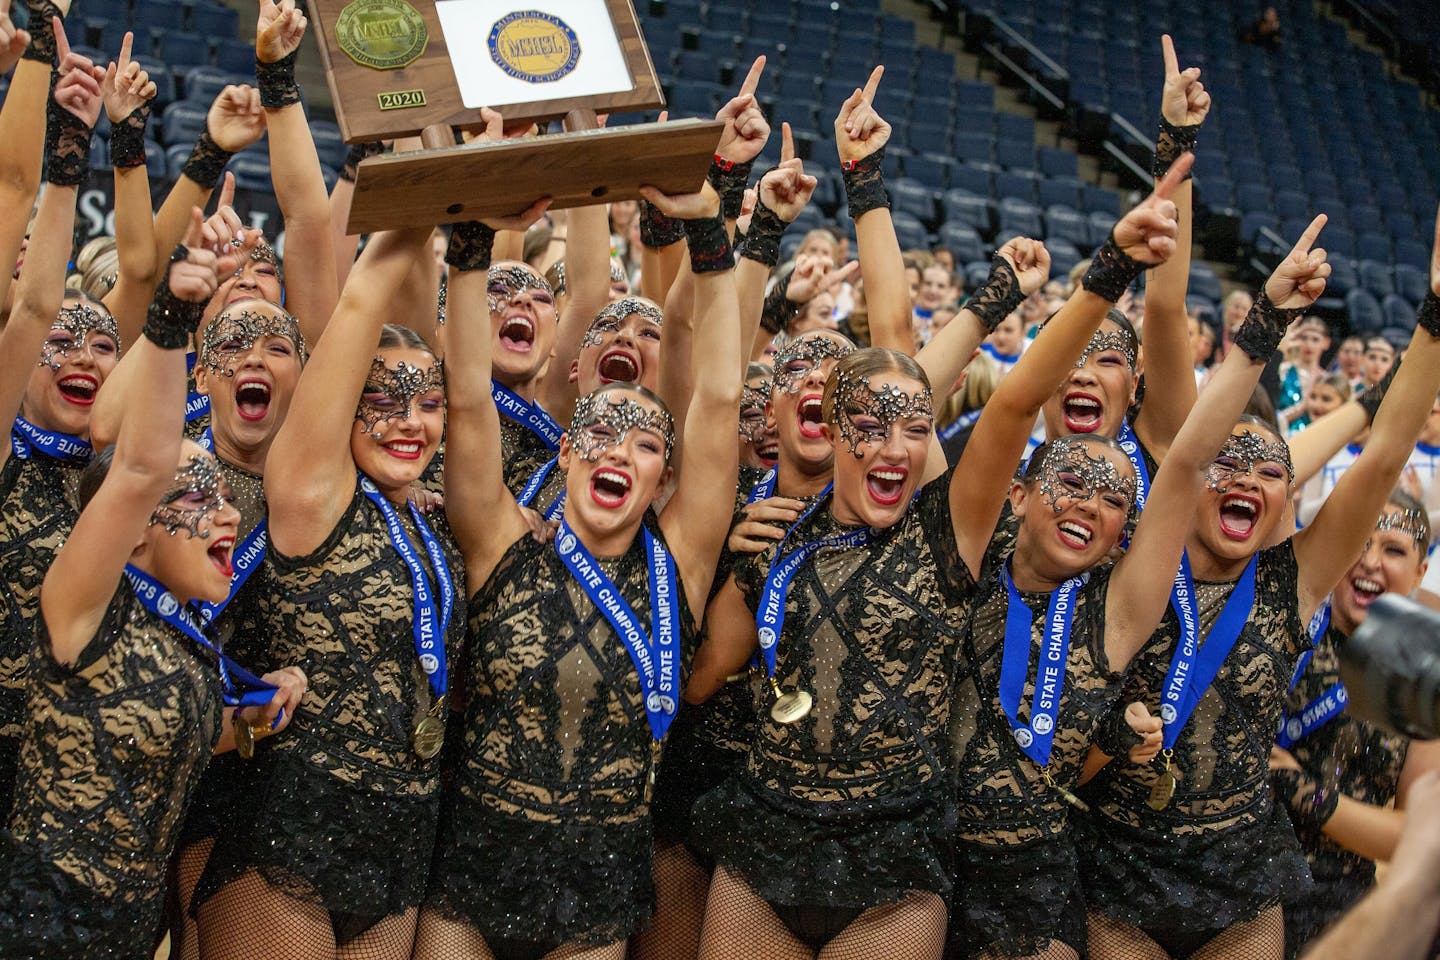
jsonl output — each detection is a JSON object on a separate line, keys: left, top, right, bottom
{"left": 0, "top": 231, "right": 303, "bottom": 959}
{"left": 412, "top": 178, "right": 739, "bottom": 960}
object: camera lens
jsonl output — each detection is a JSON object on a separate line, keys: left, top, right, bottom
{"left": 1343, "top": 594, "right": 1440, "bottom": 741}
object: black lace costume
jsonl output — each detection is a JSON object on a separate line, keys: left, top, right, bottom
{"left": 0, "top": 452, "right": 83, "bottom": 822}
{"left": 0, "top": 585, "right": 222, "bottom": 959}
{"left": 177, "top": 459, "right": 270, "bottom": 847}
{"left": 194, "top": 479, "right": 465, "bottom": 939}
{"left": 424, "top": 514, "right": 697, "bottom": 949}
{"left": 1278, "top": 623, "right": 1411, "bottom": 958}
{"left": 1075, "top": 540, "right": 1313, "bottom": 940}
{"left": 948, "top": 554, "right": 1126, "bottom": 959}
{"left": 500, "top": 414, "right": 567, "bottom": 516}
{"left": 690, "top": 470, "right": 971, "bottom": 911}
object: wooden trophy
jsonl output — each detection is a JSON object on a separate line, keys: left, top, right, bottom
{"left": 307, "top": 0, "right": 725, "bottom": 232}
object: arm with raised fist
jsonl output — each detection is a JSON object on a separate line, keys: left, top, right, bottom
{"left": 100, "top": 32, "right": 163, "bottom": 335}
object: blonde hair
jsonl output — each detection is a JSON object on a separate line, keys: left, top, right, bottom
{"left": 937, "top": 351, "right": 1000, "bottom": 430}
{"left": 66, "top": 236, "right": 119, "bottom": 300}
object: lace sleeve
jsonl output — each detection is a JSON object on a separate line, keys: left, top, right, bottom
{"left": 1152, "top": 118, "right": 1199, "bottom": 180}
{"left": 841, "top": 150, "right": 888, "bottom": 219}
{"left": 44, "top": 99, "right": 92, "bottom": 186}
{"left": 1079, "top": 235, "right": 1145, "bottom": 303}
{"left": 108, "top": 105, "right": 152, "bottom": 169}
{"left": 965, "top": 256, "right": 1025, "bottom": 333}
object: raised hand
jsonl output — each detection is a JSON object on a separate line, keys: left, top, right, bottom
{"left": 257, "top": 0, "right": 306, "bottom": 63}
{"left": 995, "top": 236, "right": 1052, "bottom": 296}
{"left": 207, "top": 84, "right": 267, "bottom": 152}
{"left": 729, "top": 497, "right": 806, "bottom": 554}
{"left": 833, "top": 66, "right": 890, "bottom": 164}
{"left": 52, "top": 27, "right": 105, "bottom": 128}
{"left": 1111, "top": 153, "right": 1191, "bottom": 264}
{"left": 103, "top": 33, "right": 156, "bottom": 122}
{"left": 714, "top": 56, "right": 770, "bottom": 164}
{"left": 735, "top": 185, "right": 757, "bottom": 235}
{"left": 1124, "top": 701, "right": 1163, "bottom": 764}
{"left": 173, "top": 208, "right": 241, "bottom": 302}
{"left": 1160, "top": 34, "right": 1210, "bottom": 127}
{"left": 247, "top": 666, "right": 308, "bottom": 737}
{"left": 480, "top": 196, "right": 552, "bottom": 233}
{"left": 0, "top": 10, "right": 30, "bottom": 76}
{"left": 639, "top": 180, "right": 721, "bottom": 220}
{"left": 1264, "top": 214, "right": 1330, "bottom": 309}
{"left": 757, "top": 123, "right": 818, "bottom": 222}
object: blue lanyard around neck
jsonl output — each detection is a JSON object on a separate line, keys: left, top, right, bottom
{"left": 493, "top": 380, "right": 562, "bottom": 451}
{"left": 999, "top": 564, "right": 1088, "bottom": 766}
{"left": 184, "top": 352, "right": 210, "bottom": 423}
{"left": 1276, "top": 602, "right": 1346, "bottom": 748}
{"left": 516, "top": 455, "right": 566, "bottom": 520}
{"left": 10, "top": 416, "right": 91, "bottom": 463}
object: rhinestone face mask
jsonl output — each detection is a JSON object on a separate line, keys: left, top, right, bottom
{"left": 1036, "top": 439, "right": 1138, "bottom": 514}
{"left": 831, "top": 370, "right": 934, "bottom": 457}
{"left": 487, "top": 265, "right": 554, "bottom": 314}
{"left": 38, "top": 304, "right": 121, "bottom": 370}
{"left": 739, "top": 378, "right": 772, "bottom": 444}
{"left": 581, "top": 297, "right": 665, "bottom": 348}
{"left": 150, "top": 452, "right": 231, "bottom": 539}
{"left": 771, "top": 336, "right": 855, "bottom": 395}
{"left": 569, "top": 390, "right": 675, "bottom": 463}
{"left": 1372, "top": 508, "right": 1429, "bottom": 550}
{"left": 200, "top": 308, "right": 308, "bottom": 375}
{"left": 355, "top": 356, "right": 445, "bottom": 440}
{"left": 1075, "top": 329, "right": 1137, "bottom": 370}
{"left": 1205, "top": 429, "right": 1295, "bottom": 492}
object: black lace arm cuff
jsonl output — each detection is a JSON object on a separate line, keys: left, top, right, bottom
{"left": 1092, "top": 702, "right": 1145, "bottom": 757}
{"left": 1232, "top": 291, "right": 1300, "bottom": 363}
{"left": 639, "top": 198, "right": 685, "bottom": 249}
{"left": 966, "top": 255, "right": 1025, "bottom": 333}
{"left": 842, "top": 150, "right": 889, "bottom": 218}
{"left": 109, "top": 104, "right": 151, "bottom": 169}
{"left": 1152, "top": 117, "right": 1199, "bottom": 180}
{"left": 182, "top": 128, "right": 234, "bottom": 189}
{"left": 1417, "top": 291, "right": 1440, "bottom": 339}
{"left": 708, "top": 155, "right": 753, "bottom": 221}
{"left": 1080, "top": 234, "right": 1145, "bottom": 303}
{"left": 683, "top": 213, "right": 733, "bottom": 275}
{"left": 761, "top": 269, "right": 801, "bottom": 335}
{"left": 256, "top": 49, "right": 301, "bottom": 109}
{"left": 22, "top": 0, "right": 60, "bottom": 63}
{"left": 1357, "top": 359, "right": 1399, "bottom": 423}
{"left": 738, "top": 197, "right": 785, "bottom": 268}
{"left": 1271, "top": 767, "right": 1338, "bottom": 838}
{"left": 44, "top": 99, "right": 91, "bottom": 186}
{"left": 143, "top": 246, "right": 205, "bottom": 349}
{"left": 341, "top": 141, "right": 383, "bottom": 183}
{"left": 444, "top": 221, "right": 495, "bottom": 273}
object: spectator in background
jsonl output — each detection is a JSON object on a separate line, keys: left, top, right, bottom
{"left": 1277, "top": 315, "right": 1332, "bottom": 428}
{"left": 1241, "top": 6, "right": 1283, "bottom": 50}
{"left": 1333, "top": 333, "right": 1366, "bottom": 390}
{"left": 931, "top": 245, "right": 956, "bottom": 274}
{"left": 1364, "top": 335, "right": 1397, "bottom": 388}
{"left": 1188, "top": 312, "right": 1217, "bottom": 386}
{"left": 1219, "top": 288, "right": 1255, "bottom": 358}
{"left": 980, "top": 311, "right": 1026, "bottom": 377}
{"left": 1286, "top": 371, "right": 1351, "bottom": 437}
{"left": 913, "top": 262, "right": 959, "bottom": 347}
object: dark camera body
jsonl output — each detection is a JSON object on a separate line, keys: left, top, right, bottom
{"left": 1342, "top": 594, "right": 1440, "bottom": 741}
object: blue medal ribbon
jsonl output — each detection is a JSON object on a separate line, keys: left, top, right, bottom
{"left": 999, "top": 564, "right": 1088, "bottom": 766}
{"left": 195, "top": 519, "right": 268, "bottom": 628}
{"left": 358, "top": 474, "right": 456, "bottom": 702}
{"left": 939, "top": 408, "right": 983, "bottom": 444}
{"left": 185, "top": 352, "right": 210, "bottom": 423}
{"left": 517, "top": 455, "right": 565, "bottom": 520}
{"left": 746, "top": 468, "right": 778, "bottom": 505}
{"left": 197, "top": 426, "right": 215, "bottom": 453}
{"left": 1276, "top": 601, "right": 1345, "bottom": 747}
{"left": 1159, "top": 551, "right": 1257, "bottom": 750}
{"left": 553, "top": 517, "right": 681, "bottom": 738}
{"left": 493, "top": 380, "right": 562, "bottom": 451}
{"left": 124, "top": 564, "right": 277, "bottom": 709}
{"left": 1117, "top": 419, "right": 1150, "bottom": 512}
{"left": 10, "top": 416, "right": 91, "bottom": 463}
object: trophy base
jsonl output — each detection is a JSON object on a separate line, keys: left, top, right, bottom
{"left": 347, "top": 118, "right": 726, "bottom": 233}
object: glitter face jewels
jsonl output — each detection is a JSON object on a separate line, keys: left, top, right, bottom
{"left": 486, "top": 265, "right": 554, "bottom": 314}
{"left": 569, "top": 390, "right": 676, "bottom": 463}
{"left": 831, "top": 371, "right": 934, "bottom": 457}
{"left": 771, "top": 336, "right": 854, "bottom": 395}
{"left": 355, "top": 357, "right": 445, "bottom": 440}
{"left": 1373, "top": 508, "right": 1428, "bottom": 549}
{"left": 1075, "top": 329, "right": 1137, "bottom": 370}
{"left": 38, "top": 304, "right": 121, "bottom": 370}
{"left": 1204, "top": 429, "right": 1295, "bottom": 492}
{"left": 1036, "top": 439, "right": 1138, "bottom": 514}
{"left": 581, "top": 297, "right": 665, "bottom": 348}
{"left": 200, "top": 308, "right": 308, "bottom": 375}
{"left": 150, "top": 453, "right": 231, "bottom": 539}
{"left": 739, "top": 379, "right": 771, "bottom": 444}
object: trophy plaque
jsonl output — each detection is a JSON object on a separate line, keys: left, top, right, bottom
{"left": 308, "top": 0, "right": 725, "bottom": 231}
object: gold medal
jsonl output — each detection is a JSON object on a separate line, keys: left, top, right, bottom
{"left": 1147, "top": 750, "right": 1177, "bottom": 811}
{"left": 413, "top": 696, "right": 445, "bottom": 760}
{"left": 234, "top": 713, "right": 255, "bottom": 760}
{"left": 766, "top": 675, "right": 812, "bottom": 724}
{"left": 1041, "top": 767, "right": 1090, "bottom": 812}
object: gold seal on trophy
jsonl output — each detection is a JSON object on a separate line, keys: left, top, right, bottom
{"left": 336, "top": 0, "right": 428, "bottom": 71}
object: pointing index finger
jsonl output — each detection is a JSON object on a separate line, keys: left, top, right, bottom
{"left": 860, "top": 65, "right": 883, "bottom": 104}
{"left": 738, "top": 55, "right": 765, "bottom": 98}
{"left": 118, "top": 31, "right": 133, "bottom": 72}
{"left": 1161, "top": 34, "right": 1179, "bottom": 79}
{"left": 780, "top": 122, "right": 794, "bottom": 163}
{"left": 52, "top": 17, "right": 69, "bottom": 62}
{"left": 1290, "top": 213, "right": 1328, "bottom": 256}
{"left": 1152, "top": 152, "right": 1192, "bottom": 201}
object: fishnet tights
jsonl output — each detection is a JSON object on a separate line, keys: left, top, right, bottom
{"left": 1089, "top": 906, "right": 1284, "bottom": 960}
{"left": 698, "top": 866, "right": 946, "bottom": 960}
{"left": 975, "top": 942, "right": 1079, "bottom": 960}
{"left": 168, "top": 838, "right": 213, "bottom": 960}
{"left": 195, "top": 869, "right": 418, "bottom": 960}
{"left": 411, "top": 910, "right": 627, "bottom": 960}
{"left": 629, "top": 842, "right": 709, "bottom": 960}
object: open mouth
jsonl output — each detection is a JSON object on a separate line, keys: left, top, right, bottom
{"left": 235, "top": 378, "right": 272, "bottom": 422}
{"left": 57, "top": 374, "right": 98, "bottom": 406}
{"left": 590, "top": 467, "right": 632, "bottom": 507}
{"left": 499, "top": 314, "right": 535, "bottom": 353}
{"left": 866, "top": 466, "right": 907, "bottom": 505}
{"left": 1350, "top": 575, "right": 1383, "bottom": 608}
{"left": 756, "top": 440, "right": 779, "bottom": 467}
{"left": 207, "top": 536, "right": 235, "bottom": 577}
{"left": 1218, "top": 494, "right": 1261, "bottom": 540}
{"left": 1062, "top": 392, "right": 1103, "bottom": 433}
{"left": 797, "top": 394, "right": 825, "bottom": 439}
{"left": 1057, "top": 519, "right": 1094, "bottom": 550}
{"left": 383, "top": 439, "right": 423, "bottom": 461}
{"left": 598, "top": 350, "right": 639, "bottom": 383}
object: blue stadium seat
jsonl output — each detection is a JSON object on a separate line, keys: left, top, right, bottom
{"left": 906, "top": 124, "right": 951, "bottom": 157}
{"left": 1086, "top": 211, "right": 1116, "bottom": 246}
{"left": 942, "top": 189, "right": 993, "bottom": 235}
{"left": 994, "top": 138, "right": 1034, "bottom": 171}
{"left": 1395, "top": 239, "right": 1428, "bottom": 270}
{"left": 229, "top": 151, "right": 272, "bottom": 192}
{"left": 88, "top": 134, "right": 108, "bottom": 170}
{"left": 1359, "top": 260, "right": 1396, "bottom": 298}
{"left": 190, "top": 2, "right": 240, "bottom": 37}
{"left": 165, "top": 143, "right": 191, "bottom": 179}
{"left": 1189, "top": 264, "right": 1224, "bottom": 304}
{"left": 938, "top": 222, "right": 985, "bottom": 264}
{"left": 1235, "top": 183, "right": 1271, "bottom": 214}
{"left": 904, "top": 154, "right": 954, "bottom": 191}
{"left": 1345, "top": 289, "right": 1384, "bottom": 333}
{"left": 146, "top": 139, "right": 167, "bottom": 179}
{"left": 1382, "top": 294, "right": 1414, "bottom": 329}
{"left": 1356, "top": 232, "right": 1393, "bottom": 263}
{"left": 1037, "top": 146, "right": 1078, "bottom": 179}
{"left": 997, "top": 198, "right": 1043, "bottom": 238}
{"left": 964, "top": 260, "right": 993, "bottom": 290}
{"left": 185, "top": 66, "right": 240, "bottom": 106}
{"left": 954, "top": 80, "right": 994, "bottom": 110}
{"left": 1047, "top": 239, "right": 1082, "bottom": 276}
{"left": 1045, "top": 206, "right": 1089, "bottom": 248}
{"left": 162, "top": 101, "right": 209, "bottom": 147}
{"left": 952, "top": 131, "right": 992, "bottom": 165}
{"left": 950, "top": 162, "right": 993, "bottom": 197}
{"left": 1394, "top": 264, "right": 1429, "bottom": 306}
{"left": 1037, "top": 177, "right": 1082, "bottom": 210}
{"left": 994, "top": 170, "right": 1039, "bottom": 204}
{"left": 891, "top": 212, "right": 929, "bottom": 250}
{"left": 892, "top": 178, "right": 938, "bottom": 227}
{"left": 214, "top": 39, "right": 255, "bottom": 75}
{"left": 1240, "top": 211, "right": 1279, "bottom": 243}
{"left": 153, "top": 31, "right": 211, "bottom": 75}
{"left": 309, "top": 120, "right": 347, "bottom": 172}
{"left": 1082, "top": 185, "right": 1121, "bottom": 216}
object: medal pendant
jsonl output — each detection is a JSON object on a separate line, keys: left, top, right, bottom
{"left": 234, "top": 715, "right": 256, "bottom": 760}
{"left": 1052, "top": 783, "right": 1090, "bottom": 812}
{"left": 413, "top": 715, "right": 445, "bottom": 759}
{"left": 770, "top": 689, "right": 813, "bottom": 724}
{"left": 1147, "top": 772, "right": 1177, "bottom": 811}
